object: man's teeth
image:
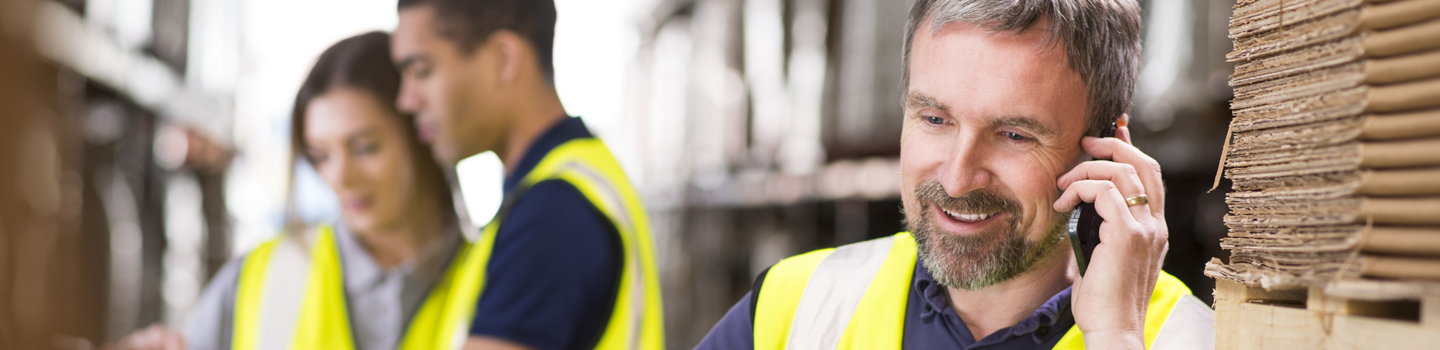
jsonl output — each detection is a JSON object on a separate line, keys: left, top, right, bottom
{"left": 942, "top": 209, "right": 993, "bottom": 222}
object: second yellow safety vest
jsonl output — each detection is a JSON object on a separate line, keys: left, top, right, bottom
{"left": 231, "top": 137, "right": 665, "bottom": 350}
{"left": 753, "top": 232, "right": 1200, "bottom": 350}
{"left": 232, "top": 224, "right": 489, "bottom": 350}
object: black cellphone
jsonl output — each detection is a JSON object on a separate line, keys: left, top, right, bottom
{"left": 1068, "top": 122, "right": 1117, "bottom": 276}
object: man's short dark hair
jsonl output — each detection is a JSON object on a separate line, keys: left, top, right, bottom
{"left": 398, "top": 0, "right": 558, "bottom": 84}
{"left": 902, "top": 0, "right": 1142, "bottom": 137}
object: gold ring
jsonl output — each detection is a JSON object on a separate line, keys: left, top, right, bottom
{"left": 1125, "top": 194, "right": 1149, "bottom": 207}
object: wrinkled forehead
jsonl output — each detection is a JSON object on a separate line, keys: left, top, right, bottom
{"left": 906, "top": 19, "right": 1087, "bottom": 133}
{"left": 911, "top": 16, "right": 1071, "bottom": 86}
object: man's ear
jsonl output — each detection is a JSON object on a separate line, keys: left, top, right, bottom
{"left": 493, "top": 31, "right": 524, "bottom": 88}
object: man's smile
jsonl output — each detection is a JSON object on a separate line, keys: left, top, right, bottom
{"left": 931, "top": 204, "right": 1008, "bottom": 234}
{"left": 942, "top": 208, "right": 996, "bottom": 222}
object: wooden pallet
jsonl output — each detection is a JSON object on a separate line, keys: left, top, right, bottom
{"left": 1215, "top": 278, "right": 1440, "bottom": 349}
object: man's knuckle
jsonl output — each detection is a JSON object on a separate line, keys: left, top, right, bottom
{"left": 1117, "top": 163, "right": 1138, "bottom": 176}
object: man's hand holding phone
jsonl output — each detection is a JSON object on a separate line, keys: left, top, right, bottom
{"left": 1052, "top": 114, "right": 1170, "bottom": 350}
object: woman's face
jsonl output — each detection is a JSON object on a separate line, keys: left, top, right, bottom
{"left": 303, "top": 87, "right": 421, "bottom": 234}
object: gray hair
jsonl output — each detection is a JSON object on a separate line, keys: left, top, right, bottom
{"left": 902, "top": 0, "right": 1142, "bottom": 136}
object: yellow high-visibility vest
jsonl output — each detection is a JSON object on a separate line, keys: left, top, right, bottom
{"left": 753, "top": 233, "right": 1209, "bottom": 350}
{"left": 232, "top": 137, "right": 665, "bottom": 350}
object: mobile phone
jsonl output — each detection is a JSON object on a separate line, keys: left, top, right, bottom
{"left": 1068, "top": 122, "right": 1117, "bottom": 276}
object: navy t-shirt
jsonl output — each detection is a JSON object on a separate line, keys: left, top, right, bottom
{"left": 468, "top": 117, "right": 623, "bottom": 350}
{"left": 695, "top": 257, "right": 1076, "bottom": 350}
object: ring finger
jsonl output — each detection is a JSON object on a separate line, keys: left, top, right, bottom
{"left": 1081, "top": 137, "right": 1167, "bottom": 217}
{"left": 1053, "top": 179, "right": 1140, "bottom": 232}
{"left": 1057, "top": 161, "right": 1150, "bottom": 217}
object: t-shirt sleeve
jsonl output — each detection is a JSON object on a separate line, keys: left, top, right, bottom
{"left": 694, "top": 292, "right": 756, "bottom": 350}
{"left": 184, "top": 253, "right": 245, "bottom": 350}
{"left": 468, "top": 180, "right": 623, "bottom": 350}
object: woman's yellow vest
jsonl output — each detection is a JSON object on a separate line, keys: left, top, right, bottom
{"left": 753, "top": 233, "right": 1194, "bottom": 350}
{"left": 231, "top": 138, "right": 664, "bottom": 350}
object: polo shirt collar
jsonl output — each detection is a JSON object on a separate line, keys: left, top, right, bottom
{"left": 503, "top": 116, "right": 595, "bottom": 193}
{"left": 913, "top": 256, "right": 1072, "bottom": 345}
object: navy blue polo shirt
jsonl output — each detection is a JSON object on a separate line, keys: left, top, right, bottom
{"left": 695, "top": 257, "right": 1076, "bottom": 349}
{"left": 468, "top": 116, "right": 623, "bottom": 350}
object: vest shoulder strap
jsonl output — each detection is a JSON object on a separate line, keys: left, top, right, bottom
{"left": 1052, "top": 270, "right": 1198, "bottom": 350}
{"left": 232, "top": 236, "right": 282, "bottom": 350}
{"left": 234, "top": 224, "right": 503, "bottom": 350}
{"left": 518, "top": 138, "right": 640, "bottom": 232}
{"left": 754, "top": 233, "right": 917, "bottom": 350}
{"left": 754, "top": 247, "right": 834, "bottom": 350}
{"left": 233, "top": 227, "right": 349, "bottom": 350}
{"left": 493, "top": 137, "right": 666, "bottom": 350}
{"left": 287, "top": 225, "right": 356, "bottom": 350}
{"left": 398, "top": 230, "right": 492, "bottom": 350}
{"left": 754, "top": 232, "right": 1208, "bottom": 350}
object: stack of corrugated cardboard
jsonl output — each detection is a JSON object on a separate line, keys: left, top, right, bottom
{"left": 1205, "top": 0, "right": 1440, "bottom": 290}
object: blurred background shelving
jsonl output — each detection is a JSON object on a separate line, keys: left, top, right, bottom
{"left": 1, "top": 0, "right": 1239, "bottom": 348}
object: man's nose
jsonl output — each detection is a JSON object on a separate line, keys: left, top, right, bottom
{"left": 396, "top": 79, "right": 422, "bottom": 113}
{"left": 936, "top": 134, "right": 992, "bottom": 198}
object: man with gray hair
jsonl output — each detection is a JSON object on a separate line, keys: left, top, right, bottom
{"left": 697, "top": 0, "right": 1214, "bottom": 349}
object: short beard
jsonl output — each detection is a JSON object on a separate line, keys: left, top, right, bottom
{"left": 907, "top": 182, "right": 1067, "bottom": 290}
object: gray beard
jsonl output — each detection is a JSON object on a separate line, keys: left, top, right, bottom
{"left": 908, "top": 206, "right": 1067, "bottom": 290}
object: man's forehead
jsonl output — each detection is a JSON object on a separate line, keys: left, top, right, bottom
{"left": 919, "top": 14, "right": 1063, "bottom": 56}
{"left": 395, "top": 7, "right": 431, "bottom": 42}
{"left": 916, "top": 19, "right": 1065, "bottom": 68}
{"left": 393, "top": 7, "right": 444, "bottom": 62}
{"left": 907, "top": 19, "right": 1086, "bottom": 134}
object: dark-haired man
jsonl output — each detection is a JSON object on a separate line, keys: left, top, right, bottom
{"left": 391, "top": 1, "right": 663, "bottom": 350}
{"left": 698, "top": 0, "right": 1214, "bottom": 349}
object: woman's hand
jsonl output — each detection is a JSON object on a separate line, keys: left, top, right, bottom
{"left": 109, "top": 324, "right": 186, "bottom": 350}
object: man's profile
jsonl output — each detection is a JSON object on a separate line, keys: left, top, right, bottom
{"left": 391, "top": 1, "right": 665, "bottom": 349}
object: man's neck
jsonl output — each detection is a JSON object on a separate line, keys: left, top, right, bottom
{"left": 498, "top": 83, "right": 567, "bottom": 176}
{"left": 944, "top": 248, "right": 1073, "bottom": 341}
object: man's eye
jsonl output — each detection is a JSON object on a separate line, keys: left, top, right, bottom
{"left": 1001, "top": 131, "right": 1029, "bottom": 141}
{"left": 352, "top": 142, "right": 380, "bottom": 155}
{"left": 924, "top": 116, "right": 945, "bottom": 125}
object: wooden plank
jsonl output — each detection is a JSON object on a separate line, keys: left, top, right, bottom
{"left": 1216, "top": 279, "right": 1440, "bottom": 349}
{"left": 1311, "top": 284, "right": 1420, "bottom": 321}
{"left": 1424, "top": 294, "right": 1440, "bottom": 330}
{"left": 1324, "top": 279, "right": 1431, "bottom": 300}
{"left": 1219, "top": 300, "right": 1440, "bottom": 349}
{"left": 1215, "top": 278, "right": 1307, "bottom": 304}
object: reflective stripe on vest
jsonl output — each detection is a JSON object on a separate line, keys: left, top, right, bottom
{"left": 232, "top": 137, "right": 664, "bottom": 350}
{"left": 1051, "top": 270, "right": 1192, "bottom": 350}
{"left": 232, "top": 225, "right": 491, "bottom": 350}
{"left": 505, "top": 137, "right": 665, "bottom": 350}
{"left": 754, "top": 232, "right": 1196, "bottom": 350}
